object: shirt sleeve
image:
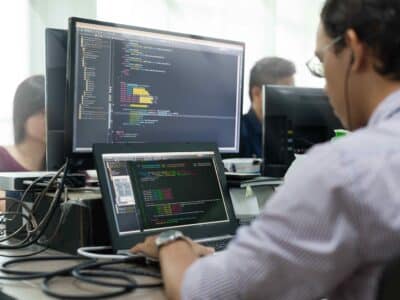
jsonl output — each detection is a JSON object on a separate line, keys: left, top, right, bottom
{"left": 181, "top": 144, "right": 363, "bottom": 300}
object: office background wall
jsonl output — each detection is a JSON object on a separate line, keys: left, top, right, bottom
{"left": 0, "top": 0, "right": 324, "bottom": 145}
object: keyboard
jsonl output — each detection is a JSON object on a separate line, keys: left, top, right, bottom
{"left": 197, "top": 236, "right": 232, "bottom": 251}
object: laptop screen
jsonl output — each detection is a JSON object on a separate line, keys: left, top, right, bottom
{"left": 101, "top": 151, "right": 230, "bottom": 235}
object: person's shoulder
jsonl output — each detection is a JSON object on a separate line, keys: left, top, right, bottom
{"left": 241, "top": 111, "right": 253, "bottom": 134}
{"left": 0, "top": 145, "right": 26, "bottom": 172}
{"left": 0, "top": 146, "right": 11, "bottom": 159}
{"left": 299, "top": 123, "right": 400, "bottom": 181}
{"left": 241, "top": 111, "right": 253, "bottom": 126}
{"left": 316, "top": 122, "right": 400, "bottom": 162}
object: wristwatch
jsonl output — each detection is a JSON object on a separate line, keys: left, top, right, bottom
{"left": 155, "top": 230, "right": 186, "bottom": 249}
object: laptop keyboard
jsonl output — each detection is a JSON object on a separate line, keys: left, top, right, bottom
{"left": 198, "top": 236, "right": 232, "bottom": 251}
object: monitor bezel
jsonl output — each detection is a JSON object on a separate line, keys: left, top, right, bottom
{"left": 45, "top": 28, "right": 68, "bottom": 171}
{"left": 65, "top": 17, "right": 245, "bottom": 167}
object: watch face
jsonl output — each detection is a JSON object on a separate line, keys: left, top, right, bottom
{"left": 156, "top": 230, "right": 184, "bottom": 247}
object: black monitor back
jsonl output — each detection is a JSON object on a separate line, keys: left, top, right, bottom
{"left": 262, "top": 85, "right": 343, "bottom": 177}
{"left": 45, "top": 28, "right": 67, "bottom": 171}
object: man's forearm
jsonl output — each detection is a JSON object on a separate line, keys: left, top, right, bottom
{"left": 159, "top": 240, "right": 198, "bottom": 300}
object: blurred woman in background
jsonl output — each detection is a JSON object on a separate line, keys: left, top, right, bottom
{"left": 0, "top": 75, "right": 46, "bottom": 172}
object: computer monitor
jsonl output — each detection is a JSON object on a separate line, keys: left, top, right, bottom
{"left": 65, "top": 17, "right": 244, "bottom": 167}
{"left": 45, "top": 28, "right": 68, "bottom": 171}
{"left": 262, "top": 85, "right": 343, "bottom": 178}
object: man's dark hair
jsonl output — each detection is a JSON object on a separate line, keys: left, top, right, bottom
{"left": 13, "top": 75, "right": 45, "bottom": 144}
{"left": 321, "top": 0, "right": 400, "bottom": 79}
{"left": 249, "top": 57, "right": 296, "bottom": 101}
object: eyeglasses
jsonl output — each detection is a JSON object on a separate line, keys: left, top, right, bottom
{"left": 306, "top": 36, "right": 343, "bottom": 78}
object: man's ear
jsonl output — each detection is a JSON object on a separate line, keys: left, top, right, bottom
{"left": 345, "top": 29, "right": 368, "bottom": 71}
{"left": 251, "top": 86, "right": 262, "bottom": 100}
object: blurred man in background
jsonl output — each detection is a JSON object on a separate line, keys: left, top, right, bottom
{"left": 240, "top": 56, "right": 296, "bottom": 157}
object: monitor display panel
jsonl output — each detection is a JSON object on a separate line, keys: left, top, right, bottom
{"left": 102, "top": 151, "right": 229, "bottom": 234}
{"left": 262, "top": 85, "right": 343, "bottom": 177}
{"left": 66, "top": 17, "right": 244, "bottom": 161}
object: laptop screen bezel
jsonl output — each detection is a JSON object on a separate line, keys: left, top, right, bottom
{"left": 94, "top": 142, "right": 238, "bottom": 251}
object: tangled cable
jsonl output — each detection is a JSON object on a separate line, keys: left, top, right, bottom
{"left": 0, "top": 159, "right": 70, "bottom": 256}
{"left": 0, "top": 255, "right": 162, "bottom": 299}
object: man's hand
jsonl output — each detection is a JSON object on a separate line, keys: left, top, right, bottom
{"left": 130, "top": 235, "right": 215, "bottom": 259}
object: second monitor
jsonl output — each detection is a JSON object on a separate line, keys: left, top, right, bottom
{"left": 262, "top": 85, "right": 343, "bottom": 178}
{"left": 66, "top": 17, "right": 245, "bottom": 164}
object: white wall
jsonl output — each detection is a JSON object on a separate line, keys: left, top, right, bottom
{"left": 97, "top": 0, "right": 325, "bottom": 113}
{"left": 29, "top": 0, "right": 97, "bottom": 75}
{"left": 0, "top": 1, "right": 29, "bottom": 145}
{"left": 275, "top": 0, "right": 325, "bottom": 89}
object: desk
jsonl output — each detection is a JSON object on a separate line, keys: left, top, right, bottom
{"left": 0, "top": 248, "right": 165, "bottom": 300}
{"left": 229, "top": 180, "right": 281, "bottom": 223}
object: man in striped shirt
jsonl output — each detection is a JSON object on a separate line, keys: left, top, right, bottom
{"left": 132, "top": 0, "right": 400, "bottom": 299}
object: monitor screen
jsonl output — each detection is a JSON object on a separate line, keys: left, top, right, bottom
{"left": 101, "top": 151, "right": 229, "bottom": 235}
{"left": 45, "top": 28, "right": 67, "bottom": 171}
{"left": 262, "top": 85, "right": 343, "bottom": 177}
{"left": 66, "top": 17, "right": 244, "bottom": 158}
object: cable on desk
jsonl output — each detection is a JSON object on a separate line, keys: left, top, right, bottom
{"left": 4, "top": 172, "right": 54, "bottom": 222}
{"left": 42, "top": 275, "right": 132, "bottom": 300}
{"left": 72, "top": 257, "right": 162, "bottom": 283}
{"left": 0, "top": 200, "right": 70, "bottom": 258}
{"left": 0, "top": 254, "right": 162, "bottom": 298}
{"left": 0, "top": 159, "right": 70, "bottom": 251}
{"left": 77, "top": 246, "right": 128, "bottom": 260}
{"left": 42, "top": 257, "right": 162, "bottom": 299}
{"left": 0, "top": 157, "right": 96, "bottom": 258}
{"left": 0, "top": 164, "right": 66, "bottom": 243}
{"left": 73, "top": 269, "right": 137, "bottom": 289}
{"left": 0, "top": 199, "right": 73, "bottom": 258}
{"left": 0, "top": 255, "right": 90, "bottom": 279}
{"left": 100, "top": 266, "right": 162, "bottom": 279}
{"left": 0, "top": 246, "right": 48, "bottom": 258}
{"left": 0, "top": 164, "right": 64, "bottom": 244}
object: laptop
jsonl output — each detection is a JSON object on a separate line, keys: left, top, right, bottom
{"left": 93, "top": 142, "right": 238, "bottom": 254}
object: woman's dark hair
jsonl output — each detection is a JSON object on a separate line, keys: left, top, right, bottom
{"left": 13, "top": 75, "right": 45, "bottom": 144}
{"left": 321, "top": 0, "right": 400, "bottom": 79}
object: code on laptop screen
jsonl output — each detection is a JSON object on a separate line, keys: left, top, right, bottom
{"left": 102, "top": 152, "right": 229, "bottom": 235}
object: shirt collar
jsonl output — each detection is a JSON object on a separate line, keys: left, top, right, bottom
{"left": 247, "top": 108, "right": 262, "bottom": 134}
{"left": 368, "top": 88, "right": 400, "bottom": 127}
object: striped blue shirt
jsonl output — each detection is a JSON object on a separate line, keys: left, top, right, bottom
{"left": 182, "top": 89, "right": 400, "bottom": 300}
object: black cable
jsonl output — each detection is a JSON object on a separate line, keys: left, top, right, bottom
{"left": 344, "top": 53, "right": 353, "bottom": 130}
{"left": 46, "top": 258, "right": 162, "bottom": 299}
{"left": 0, "top": 159, "right": 71, "bottom": 250}
{"left": 0, "top": 255, "right": 162, "bottom": 298}
{"left": 0, "top": 245, "right": 48, "bottom": 258}
{"left": 42, "top": 275, "right": 131, "bottom": 300}
{"left": 72, "top": 269, "right": 137, "bottom": 289}
{"left": 0, "top": 208, "right": 38, "bottom": 248}
{"left": 4, "top": 174, "right": 49, "bottom": 222}
{"left": 42, "top": 257, "right": 137, "bottom": 299}
{"left": 0, "top": 159, "right": 73, "bottom": 259}
{"left": 0, "top": 163, "right": 66, "bottom": 246}
{"left": 0, "top": 189, "right": 71, "bottom": 258}
{"left": 0, "top": 201, "right": 70, "bottom": 258}
{"left": 100, "top": 266, "right": 162, "bottom": 279}
{"left": 0, "top": 255, "right": 90, "bottom": 279}
{"left": 0, "top": 156, "right": 161, "bottom": 298}
{"left": 72, "top": 257, "right": 162, "bottom": 282}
